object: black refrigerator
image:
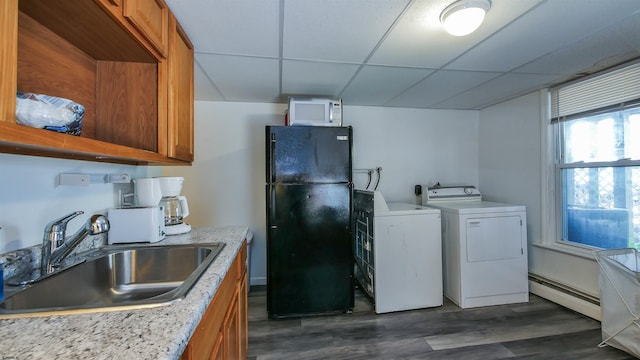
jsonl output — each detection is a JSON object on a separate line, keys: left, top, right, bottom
{"left": 265, "top": 125, "right": 354, "bottom": 319}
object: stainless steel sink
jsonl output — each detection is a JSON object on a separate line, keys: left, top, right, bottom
{"left": 0, "top": 243, "right": 224, "bottom": 318}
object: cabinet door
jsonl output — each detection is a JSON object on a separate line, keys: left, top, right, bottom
{"left": 0, "top": 1, "right": 18, "bottom": 123}
{"left": 123, "top": 0, "right": 168, "bottom": 58}
{"left": 209, "top": 333, "right": 224, "bottom": 360}
{"left": 167, "top": 13, "right": 194, "bottom": 161}
{"left": 222, "top": 293, "right": 240, "bottom": 360}
{"left": 239, "top": 270, "right": 248, "bottom": 360}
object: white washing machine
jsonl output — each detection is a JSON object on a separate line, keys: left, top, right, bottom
{"left": 354, "top": 190, "right": 442, "bottom": 314}
{"left": 426, "top": 186, "right": 529, "bottom": 309}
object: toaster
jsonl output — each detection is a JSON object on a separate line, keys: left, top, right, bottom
{"left": 107, "top": 206, "right": 166, "bottom": 244}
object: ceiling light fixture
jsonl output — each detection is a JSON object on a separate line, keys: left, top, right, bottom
{"left": 440, "top": 0, "right": 491, "bottom": 37}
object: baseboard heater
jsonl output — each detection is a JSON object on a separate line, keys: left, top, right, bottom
{"left": 528, "top": 273, "right": 601, "bottom": 320}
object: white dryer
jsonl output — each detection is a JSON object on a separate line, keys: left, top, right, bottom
{"left": 354, "top": 190, "right": 443, "bottom": 314}
{"left": 426, "top": 186, "right": 529, "bottom": 309}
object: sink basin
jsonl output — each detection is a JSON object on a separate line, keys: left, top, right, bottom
{"left": 0, "top": 243, "right": 224, "bottom": 318}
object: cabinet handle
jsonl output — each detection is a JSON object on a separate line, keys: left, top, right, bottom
{"left": 108, "top": 0, "right": 121, "bottom": 5}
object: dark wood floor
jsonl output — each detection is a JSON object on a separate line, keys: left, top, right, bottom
{"left": 247, "top": 286, "right": 635, "bottom": 360}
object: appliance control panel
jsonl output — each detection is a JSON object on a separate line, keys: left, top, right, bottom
{"left": 426, "top": 185, "right": 482, "bottom": 202}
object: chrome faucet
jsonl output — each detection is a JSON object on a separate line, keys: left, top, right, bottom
{"left": 40, "top": 211, "right": 110, "bottom": 276}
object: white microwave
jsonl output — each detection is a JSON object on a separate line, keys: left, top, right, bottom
{"left": 287, "top": 97, "right": 342, "bottom": 126}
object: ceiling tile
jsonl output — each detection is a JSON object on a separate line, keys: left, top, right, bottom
{"left": 166, "top": 0, "right": 280, "bottom": 57}
{"left": 340, "top": 66, "right": 434, "bottom": 106}
{"left": 283, "top": 0, "right": 410, "bottom": 62}
{"left": 434, "top": 73, "right": 559, "bottom": 109}
{"left": 386, "top": 70, "right": 500, "bottom": 108}
{"left": 282, "top": 60, "right": 360, "bottom": 98}
{"left": 515, "top": 14, "right": 640, "bottom": 76}
{"left": 446, "top": 0, "right": 640, "bottom": 72}
{"left": 369, "top": 0, "right": 543, "bottom": 68}
{"left": 194, "top": 61, "right": 223, "bottom": 101}
{"left": 196, "top": 54, "right": 280, "bottom": 102}
{"left": 617, "top": 11, "right": 640, "bottom": 50}
{"left": 168, "top": 0, "right": 640, "bottom": 110}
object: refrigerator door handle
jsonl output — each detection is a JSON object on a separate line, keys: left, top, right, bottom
{"left": 269, "top": 132, "right": 276, "bottom": 183}
{"left": 270, "top": 185, "right": 277, "bottom": 229}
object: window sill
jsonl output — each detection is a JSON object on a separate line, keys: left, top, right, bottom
{"left": 531, "top": 241, "right": 600, "bottom": 262}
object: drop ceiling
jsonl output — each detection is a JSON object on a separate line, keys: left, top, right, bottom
{"left": 166, "top": 0, "right": 640, "bottom": 110}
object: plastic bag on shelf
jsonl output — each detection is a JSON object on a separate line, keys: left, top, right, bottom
{"left": 15, "top": 92, "right": 85, "bottom": 135}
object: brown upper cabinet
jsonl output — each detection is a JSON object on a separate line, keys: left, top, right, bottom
{"left": 0, "top": 0, "right": 194, "bottom": 165}
{"left": 168, "top": 13, "right": 194, "bottom": 162}
{"left": 100, "top": 0, "right": 169, "bottom": 60}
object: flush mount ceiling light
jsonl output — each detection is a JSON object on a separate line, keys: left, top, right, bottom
{"left": 440, "top": 0, "right": 491, "bottom": 36}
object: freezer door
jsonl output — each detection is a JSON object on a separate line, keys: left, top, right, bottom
{"left": 266, "top": 126, "right": 352, "bottom": 184}
{"left": 266, "top": 183, "right": 354, "bottom": 318}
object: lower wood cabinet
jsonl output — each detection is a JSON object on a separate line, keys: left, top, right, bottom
{"left": 239, "top": 265, "right": 248, "bottom": 359}
{"left": 181, "top": 240, "right": 248, "bottom": 360}
{"left": 220, "top": 291, "right": 240, "bottom": 359}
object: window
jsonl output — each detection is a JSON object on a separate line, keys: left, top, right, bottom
{"left": 551, "top": 62, "right": 640, "bottom": 251}
{"left": 557, "top": 108, "right": 640, "bottom": 250}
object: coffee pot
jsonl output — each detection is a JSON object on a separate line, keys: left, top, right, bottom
{"left": 162, "top": 195, "right": 189, "bottom": 225}
{"left": 157, "top": 176, "right": 192, "bottom": 235}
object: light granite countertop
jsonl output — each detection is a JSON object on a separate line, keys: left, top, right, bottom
{"left": 0, "top": 226, "right": 249, "bottom": 360}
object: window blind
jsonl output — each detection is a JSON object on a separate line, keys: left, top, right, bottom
{"left": 550, "top": 61, "right": 640, "bottom": 122}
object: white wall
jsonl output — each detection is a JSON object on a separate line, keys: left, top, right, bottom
{"left": 161, "top": 101, "right": 286, "bottom": 287}
{"left": 0, "top": 154, "right": 156, "bottom": 253}
{"left": 478, "top": 92, "right": 542, "bottom": 244}
{"left": 164, "top": 101, "right": 479, "bottom": 286}
{"left": 479, "top": 91, "right": 600, "bottom": 298}
{"left": 344, "top": 106, "right": 479, "bottom": 201}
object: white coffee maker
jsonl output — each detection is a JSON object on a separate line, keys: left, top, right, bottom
{"left": 157, "top": 176, "right": 192, "bottom": 235}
